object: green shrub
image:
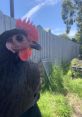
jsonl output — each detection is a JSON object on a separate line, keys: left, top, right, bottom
{"left": 71, "top": 58, "right": 82, "bottom": 78}
{"left": 70, "top": 79, "right": 82, "bottom": 98}
{"left": 63, "top": 60, "right": 82, "bottom": 98}
{"left": 41, "top": 69, "right": 50, "bottom": 91}
{"left": 63, "top": 75, "right": 72, "bottom": 92}
{"left": 64, "top": 77, "right": 82, "bottom": 98}
{"left": 38, "top": 91, "right": 72, "bottom": 117}
{"left": 71, "top": 58, "right": 79, "bottom": 66}
{"left": 67, "top": 70, "right": 72, "bottom": 77}
{"left": 49, "top": 66, "right": 66, "bottom": 94}
{"left": 61, "top": 62, "right": 70, "bottom": 75}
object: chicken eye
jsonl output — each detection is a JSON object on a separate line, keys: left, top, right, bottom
{"left": 16, "top": 35, "right": 23, "bottom": 42}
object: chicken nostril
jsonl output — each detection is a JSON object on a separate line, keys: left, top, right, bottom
{"left": 16, "top": 35, "right": 23, "bottom": 42}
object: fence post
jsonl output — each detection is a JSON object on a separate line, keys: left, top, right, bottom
{"left": 10, "top": 0, "right": 14, "bottom": 18}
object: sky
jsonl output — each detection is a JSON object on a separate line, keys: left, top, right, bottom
{"left": 0, "top": 0, "right": 77, "bottom": 37}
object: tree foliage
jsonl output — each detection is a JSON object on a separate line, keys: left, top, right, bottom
{"left": 62, "top": 0, "right": 82, "bottom": 43}
{"left": 59, "top": 33, "right": 70, "bottom": 40}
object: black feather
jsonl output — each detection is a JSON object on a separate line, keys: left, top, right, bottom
{"left": 0, "top": 30, "right": 41, "bottom": 117}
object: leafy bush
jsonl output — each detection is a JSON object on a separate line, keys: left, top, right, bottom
{"left": 67, "top": 70, "right": 72, "bottom": 77}
{"left": 71, "top": 58, "right": 79, "bottom": 66}
{"left": 71, "top": 58, "right": 82, "bottom": 78}
{"left": 63, "top": 59, "right": 82, "bottom": 98}
{"left": 41, "top": 69, "right": 50, "bottom": 91}
{"left": 38, "top": 91, "right": 72, "bottom": 117}
{"left": 64, "top": 76, "right": 82, "bottom": 98}
{"left": 61, "top": 62, "right": 70, "bottom": 75}
{"left": 49, "top": 66, "right": 66, "bottom": 94}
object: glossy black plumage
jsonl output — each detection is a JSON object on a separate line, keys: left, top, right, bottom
{"left": 0, "top": 30, "right": 41, "bottom": 117}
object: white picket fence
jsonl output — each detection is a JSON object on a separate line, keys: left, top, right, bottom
{"left": 0, "top": 11, "right": 80, "bottom": 64}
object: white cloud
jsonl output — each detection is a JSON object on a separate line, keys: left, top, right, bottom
{"left": 68, "top": 30, "right": 77, "bottom": 37}
{"left": 22, "top": 0, "right": 60, "bottom": 21}
{"left": 51, "top": 28, "right": 77, "bottom": 37}
{"left": 51, "top": 28, "right": 65, "bottom": 35}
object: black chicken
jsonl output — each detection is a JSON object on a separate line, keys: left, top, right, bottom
{"left": 0, "top": 20, "right": 41, "bottom": 117}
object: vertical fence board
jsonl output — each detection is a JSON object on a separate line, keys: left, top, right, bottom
{"left": 0, "top": 12, "right": 6, "bottom": 34}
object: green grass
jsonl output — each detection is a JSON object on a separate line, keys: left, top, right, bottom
{"left": 39, "top": 63, "right": 82, "bottom": 117}
{"left": 48, "top": 66, "right": 66, "bottom": 94}
{"left": 38, "top": 91, "right": 72, "bottom": 117}
{"left": 64, "top": 77, "right": 82, "bottom": 98}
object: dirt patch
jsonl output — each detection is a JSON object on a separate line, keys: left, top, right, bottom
{"left": 66, "top": 93, "right": 82, "bottom": 117}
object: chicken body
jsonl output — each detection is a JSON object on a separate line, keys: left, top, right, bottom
{"left": 0, "top": 29, "right": 41, "bottom": 117}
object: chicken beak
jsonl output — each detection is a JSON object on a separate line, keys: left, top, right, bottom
{"left": 30, "top": 42, "right": 41, "bottom": 50}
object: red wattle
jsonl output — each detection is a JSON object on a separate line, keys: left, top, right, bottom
{"left": 18, "top": 48, "right": 32, "bottom": 61}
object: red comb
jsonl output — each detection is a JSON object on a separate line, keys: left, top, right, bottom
{"left": 16, "top": 19, "right": 39, "bottom": 41}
